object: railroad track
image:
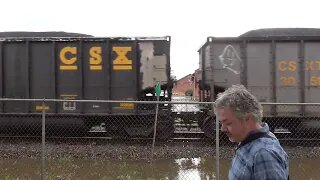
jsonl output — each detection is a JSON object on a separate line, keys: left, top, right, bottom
{"left": 1, "top": 131, "right": 320, "bottom": 146}
{"left": 0, "top": 131, "right": 208, "bottom": 142}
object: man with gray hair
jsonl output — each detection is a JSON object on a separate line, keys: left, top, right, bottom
{"left": 214, "top": 85, "right": 289, "bottom": 179}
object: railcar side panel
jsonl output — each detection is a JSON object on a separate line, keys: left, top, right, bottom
{"left": 110, "top": 41, "right": 137, "bottom": 114}
{"left": 246, "top": 43, "right": 273, "bottom": 113}
{"left": 30, "top": 42, "right": 56, "bottom": 113}
{"left": 0, "top": 42, "right": 3, "bottom": 112}
{"left": 3, "top": 42, "right": 29, "bottom": 113}
{"left": 57, "top": 42, "right": 82, "bottom": 113}
{"left": 139, "top": 41, "right": 169, "bottom": 90}
{"left": 304, "top": 42, "right": 320, "bottom": 115}
{"left": 83, "top": 41, "right": 109, "bottom": 113}
{"left": 275, "top": 43, "right": 300, "bottom": 115}
{"left": 206, "top": 43, "right": 241, "bottom": 88}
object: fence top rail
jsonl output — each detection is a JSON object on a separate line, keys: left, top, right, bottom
{"left": 0, "top": 98, "right": 214, "bottom": 105}
{"left": 1, "top": 98, "right": 320, "bottom": 106}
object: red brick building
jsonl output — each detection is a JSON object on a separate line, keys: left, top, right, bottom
{"left": 172, "top": 69, "right": 201, "bottom": 99}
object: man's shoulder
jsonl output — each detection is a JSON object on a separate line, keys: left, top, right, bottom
{"left": 238, "top": 136, "right": 281, "bottom": 157}
{"left": 252, "top": 145, "right": 289, "bottom": 179}
{"left": 251, "top": 138, "right": 288, "bottom": 163}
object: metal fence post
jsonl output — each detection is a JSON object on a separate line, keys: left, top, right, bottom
{"left": 41, "top": 99, "right": 46, "bottom": 180}
{"left": 215, "top": 102, "right": 220, "bottom": 180}
{"left": 151, "top": 96, "right": 160, "bottom": 159}
{"left": 151, "top": 83, "right": 161, "bottom": 159}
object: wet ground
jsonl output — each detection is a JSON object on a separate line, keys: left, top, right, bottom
{"left": 0, "top": 139, "right": 320, "bottom": 179}
{"left": 0, "top": 157, "right": 319, "bottom": 179}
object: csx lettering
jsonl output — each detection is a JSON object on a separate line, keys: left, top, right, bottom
{"left": 278, "top": 60, "right": 320, "bottom": 72}
{"left": 278, "top": 60, "right": 320, "bottom": 86}
{"left": 59, "top": 46, "right": 104, "bottom": 71}
{"left": 58, "top": 46, "right": 134, "bottom": 71}
{"left": 278, "top": 60, "right": 297, "bottom": 72}
{"left": 113, "top": 47, "right": 132, "bottom": 70}
{"left": 306, "top": 60, "right": 320, "bottom": 71}
{"left": 89, "top": 47, "right": 102, "bottom": 70}
{"left": 60, "top": 47, "right": 77, "bottom": 70}
{"left": 278, "top": 61, "right": 296, "bottom": 86}
{"left": 306, "top": 61, "right": 314, "bottom": 71}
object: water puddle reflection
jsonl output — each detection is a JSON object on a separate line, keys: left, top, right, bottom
{"left": 0, "top": 157, "right": 318, "bottom": 179}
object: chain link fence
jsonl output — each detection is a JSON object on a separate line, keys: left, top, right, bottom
{"left": 0, "top": 98, "right": 320, "bottom": 179}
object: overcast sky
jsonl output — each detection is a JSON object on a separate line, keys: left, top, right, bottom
{"left": 1, "top": 0, "right": 318, "bottom": 79}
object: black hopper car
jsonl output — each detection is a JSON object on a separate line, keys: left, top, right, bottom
{"left": 0, "top": 32, "right": 173, "bottom": 139}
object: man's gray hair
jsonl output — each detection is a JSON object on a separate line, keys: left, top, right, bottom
{"left": 214, "top": 85, "right": 263, "bottom": 122}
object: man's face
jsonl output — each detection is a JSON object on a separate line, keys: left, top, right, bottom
{"left": 216, "top": 107, "right": 247, "bottom": 142}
